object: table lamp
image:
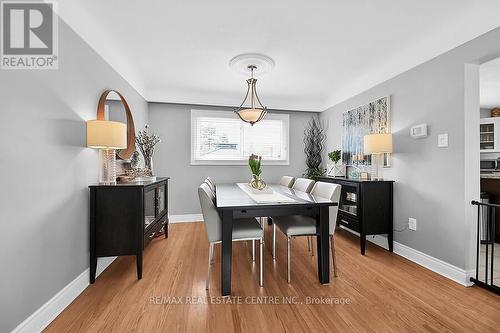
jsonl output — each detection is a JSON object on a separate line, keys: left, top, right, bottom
{"left": 87, "top": 120, "right": 127, "bottom": 184}
{"left": 364, "top": 133, "right": 393, "bottom": 180}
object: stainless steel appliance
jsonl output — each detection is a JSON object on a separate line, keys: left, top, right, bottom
{"left": 480, "top": 159, "right": 500, "bottom": 172}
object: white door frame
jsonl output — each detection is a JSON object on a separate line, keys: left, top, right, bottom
{"left": 463, "top": 62, "right": 480, "bottom": 281}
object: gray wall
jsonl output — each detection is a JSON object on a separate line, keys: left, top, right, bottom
{"left": 148, "top": 103, "right": 317, "bottom": 215}
{"left": 321, "top": 27, "right": 500, "bottom": 269}
{"left": 480, "top": 108, "right": 492, "bottom": 118}
{"left": 0, "top": 19, "right": 148, "bottom": 332}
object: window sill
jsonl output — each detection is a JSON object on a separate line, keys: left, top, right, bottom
{"left": 190, "top": 160, "right": 290, "bottom": 166}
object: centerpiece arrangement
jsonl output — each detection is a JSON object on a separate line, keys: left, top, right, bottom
{"left": 248, "top": 154, "right": 267, "bottom": 190}
{"left": 136, "top": 125, "right": 161, "bottom": 174}
{"left": 123, "top": 125, "right": 161, "bottom": 182}
{"left": 327, "top": 149, "right": 346, "bottom": 177}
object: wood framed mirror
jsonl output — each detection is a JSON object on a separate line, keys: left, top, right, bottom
{"left": 96, "top": 90, "right": 136, "bottom": 159}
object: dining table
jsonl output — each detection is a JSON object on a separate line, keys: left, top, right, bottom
{"left": 215, "top": 183, "right": 338, "bottom": 296}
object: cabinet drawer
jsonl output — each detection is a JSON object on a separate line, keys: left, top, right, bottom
{"left": 144, "top": 216, "right": 167, "bottom": 248}
{"left": 338, "top": 215, "right": 360, "bottom": 232}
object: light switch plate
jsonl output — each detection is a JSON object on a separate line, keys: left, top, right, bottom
{"left": 438, "top": 133, "right": 448, "bottom": 148}
{"left": 409, "top": 218, "right": 417, "bottom": 231}
{"left": 410, "top": 123, "right": 428, "bottom": 138}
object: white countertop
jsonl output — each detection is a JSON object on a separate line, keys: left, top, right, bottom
{"left": 480, "top": 173, "right": 500, "bottom": 179}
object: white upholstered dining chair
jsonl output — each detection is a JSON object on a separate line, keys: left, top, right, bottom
{"left": 272, "top": 181, "right": 341, "bottom": 283}
{"left": 291, "top": 177, "right": 315, "bottom": 192}
{"left": 198, "top": 183, "right": 264, "bottom": 289}
{"left": 271, "top": 177, "right": 315, "bottom": 259}
{"left": 204, "top": 177, "right": 216, "bottom": 194}
{"left": 279, "top": 176, "right": 295, "bottom": 188}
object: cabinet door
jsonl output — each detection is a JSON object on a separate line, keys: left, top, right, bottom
{"left": 144, "top": 187, "right": 156, "bottom": 229}
{"left": 156, "top": 183, "right": 168, "bottom": 216}
{"left": 480, "top": 119, "right": 498, "bottom": 152}
{"left": 338, "top": 184, "right": 358, "bottom": 217}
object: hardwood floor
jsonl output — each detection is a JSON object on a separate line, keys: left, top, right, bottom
{"left": 46, "top": 222, "right": 500, "bottom": 333}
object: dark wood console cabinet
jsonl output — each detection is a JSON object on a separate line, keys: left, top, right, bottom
{"left": 317, "top": 176, "right": 394, "bottom": 255}
{"left": 89, "top": 177, "right": 169, "bottom": 283}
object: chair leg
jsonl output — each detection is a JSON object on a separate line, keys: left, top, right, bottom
{"left": 210, "top": 243, "right": 215, "bottom": 264}
{"left": 259, "top": 238, "right": 264, "bottom": 287}
{"left": 287, "top": 237, "right": 291, "bottom": 283}
{"left": 331, "top": 236, "right": 338, "bottom": 277}
{"left": 272, "top": 223, "right": 276, "bottom": 260}
{"left": 311, "top": 236, "right": 315, "bottom": 257}
{"left": 206, "top": 243, "right": 214, "bottom": 290}
{"left": 307, "top": 236, "right": 311, "bottom": 252}
{"left": 252, "top": 240, "right": 255, "bottom": 262}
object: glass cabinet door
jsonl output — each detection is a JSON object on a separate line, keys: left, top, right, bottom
{"left": 480, "top": 122, "right": 495, "bottom": 151}
{"left": 157, "top": 184, "right": 167, "bottom": 216}
{"left": 144, "top": 188, "right": 156, "bottom": 228}
{"left": 339, "top": 185, "right": 358, "bottom": 216}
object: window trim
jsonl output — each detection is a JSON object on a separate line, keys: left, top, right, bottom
{"left": 190, "top": 109, "right": 290, "bottom": 166}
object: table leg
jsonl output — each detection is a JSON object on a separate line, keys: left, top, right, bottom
{"left": 360, "top": 234, "right": 366, "bottom": 255}
{"left": 136, "top": 252, "right": 143, "bottom": 279}
{"left": 316, "top": 206, "right": 330, "bottom": 284}
{"left": 221, "top": 210, "right": 233, "bottom": 296}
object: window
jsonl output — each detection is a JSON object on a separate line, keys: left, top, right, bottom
{"left": 191, "top": 109, "right": 289, "bottom": 165}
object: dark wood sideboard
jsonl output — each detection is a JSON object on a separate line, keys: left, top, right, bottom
{"left": 317, "top": 176, "right": 394, "bottom": 255}
{"left": 89, "top": 177, "right": 169, "bottom": 283}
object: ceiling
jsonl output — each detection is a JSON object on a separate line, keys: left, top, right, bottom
{"left": 481, "top": 57, "right": 500, "bottom": 109}
{"left": 58, "top": 0, "right": 500, "bottom": 111}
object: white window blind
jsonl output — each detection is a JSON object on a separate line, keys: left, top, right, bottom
{"left": 191, "top": 110, "right": 289, "bottom": 165}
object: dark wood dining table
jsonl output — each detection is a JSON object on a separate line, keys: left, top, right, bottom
{"left": 215, "top": 183, "right": 338, "bottom": 296}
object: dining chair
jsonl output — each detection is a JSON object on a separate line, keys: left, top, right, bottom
{"left": 205, "top": 177, "right": 216, "bottom": 194}
{"left": 198, "top": 183, "right": 264, "bottom": 289}
{"left": 279, "top": 176, "right": 295, "bottom": 188}
{"left": 271, "top": 177, "right": 315, "bottom": 259}
{"left": 272, "top": 181, "right": 341, "bottom": 283}
{"left": 291, "top": 177, "right": 315, "bottom": 193}
{"left": 267, "top": 176, "right": 297, "bottom": 226}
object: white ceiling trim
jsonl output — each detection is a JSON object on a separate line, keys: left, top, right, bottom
{"left": 145, "top": 87, "right": 323, "bottom": 112}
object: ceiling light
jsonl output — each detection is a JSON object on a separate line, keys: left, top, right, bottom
{"left": 234, "top": 65, "right": 267, "bottom": 125}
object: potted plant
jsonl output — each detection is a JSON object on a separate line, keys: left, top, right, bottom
{"left": 327, "top": 149, "right": 346, "bottom": 177}
{"left": 248, "top": 154, "right": 266, "bottom": 190}
{"left": 303, "top": 116, "right": 326, "bottom": 180}
{"left": 136, "top": 125, "right": 161, "bottom": 175}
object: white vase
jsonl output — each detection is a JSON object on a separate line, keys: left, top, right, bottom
{"left": 327, "top": 164, "right": 346, "bottom": 177}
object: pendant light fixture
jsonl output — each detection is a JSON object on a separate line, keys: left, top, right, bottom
{"left": 234, "top": 65, "right": 267, "bottom": 126}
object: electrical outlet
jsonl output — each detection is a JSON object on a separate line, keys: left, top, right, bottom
{"left": 438, "top": 133, "right": 449, "bottom": 148}
{"left": 408, "top": 218, "right": 417, "bottom": 231}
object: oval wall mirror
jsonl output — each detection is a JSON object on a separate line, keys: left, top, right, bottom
{"left": 96, "top": 90, "right": 136, "bottom": 159}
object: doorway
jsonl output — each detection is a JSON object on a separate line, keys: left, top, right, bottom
{"left": 467, "top": 57, "right": 500, "bottom": 293}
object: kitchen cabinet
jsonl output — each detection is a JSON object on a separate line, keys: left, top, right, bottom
{"left": 480, "top": 117, "right": 500, "bottom": 153}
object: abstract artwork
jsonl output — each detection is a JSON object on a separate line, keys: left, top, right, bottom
{"left": 342, "top": 96, "right": 391, "bottom": 166}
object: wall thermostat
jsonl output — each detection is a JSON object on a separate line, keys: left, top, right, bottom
{"left": 410, "top": 123, "right": 428, "bottom": 138}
